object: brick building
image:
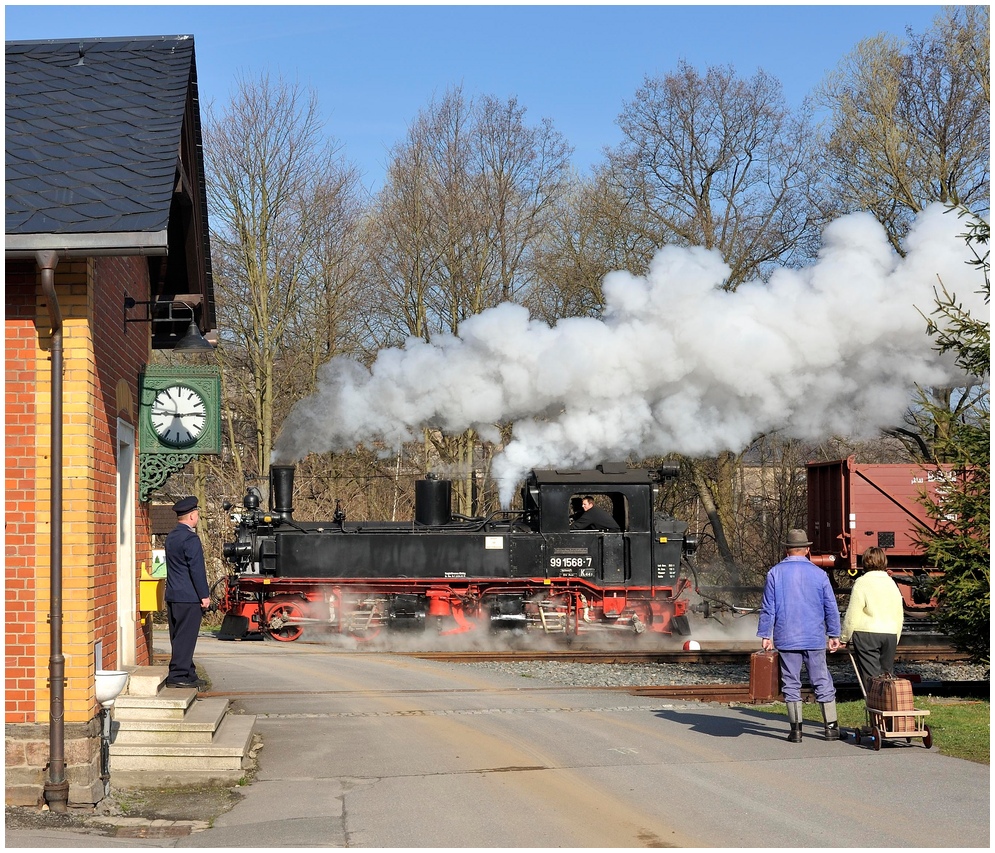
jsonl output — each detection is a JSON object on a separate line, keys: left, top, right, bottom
{"left": 5, "top": 35, "right": 215, "bottom": 808}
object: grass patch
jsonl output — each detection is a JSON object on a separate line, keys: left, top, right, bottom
{"left": 771, "top": 697, "right": 990, "bottom": 764}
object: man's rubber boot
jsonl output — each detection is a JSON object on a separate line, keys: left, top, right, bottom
{"left": 820, "top": 701, "right": 846, "bottom": 741}
{"left": 786, "top": 701, "right": 803, "bottom": 743}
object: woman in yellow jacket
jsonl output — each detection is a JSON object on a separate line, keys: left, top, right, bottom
{"left": 841, "top": 547, "right": 906, "bottom": 688}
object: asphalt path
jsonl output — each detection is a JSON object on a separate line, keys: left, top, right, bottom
{"left": 196, "top": 635, "right": 989, "bottom": 848}
{"left": 9, "top": 633, "right": 990, "bottom": 848}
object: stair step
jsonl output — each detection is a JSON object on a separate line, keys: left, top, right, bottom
{"left": 111, "top": 697, "right": 230, "bottom": 744}
{"left": 109, "top": 713, "right": 256, "bottom": 772}
{"left": 113, "top": 689, "right": 198, "bottom": 721}
{"left": 124, "top": 665, "right": 168, "bottom": 697}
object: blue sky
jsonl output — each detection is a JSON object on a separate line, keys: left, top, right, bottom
{"left": 5, "top": 4, "right": 945, "bottom": 194}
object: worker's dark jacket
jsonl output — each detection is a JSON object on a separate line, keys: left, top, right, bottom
{"left": 164, "top": 523, "right": 209, "bottom": 602}
{"left": 573, "top": 507, "right": 620, "bottom": 531}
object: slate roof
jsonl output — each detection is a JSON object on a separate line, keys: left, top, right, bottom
{"left": 5, "top": 35, "right": 199, "bottom": 251}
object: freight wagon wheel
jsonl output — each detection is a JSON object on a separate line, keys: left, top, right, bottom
{"left": 871, "top": 727, "right": 882, "bottom": 751}
{"left": 922, "top": 725, "right": 932, "bottom": 749}
{"left": 264, "top": 602, "right": 305, "bottom": 642}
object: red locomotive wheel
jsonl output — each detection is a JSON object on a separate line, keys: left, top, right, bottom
{"left": 264, "top": 602, "right": 305, "bottom": 642}
{"left": 347, "top": 624, "right": 382, "bottom": 642}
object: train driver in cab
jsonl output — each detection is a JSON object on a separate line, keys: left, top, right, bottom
{"left": 571, "top": 495, "right": 621, "bottom": 531}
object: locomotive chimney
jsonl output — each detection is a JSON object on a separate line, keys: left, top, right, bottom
{"left": 270, "top": 464, "right": 295, "bottom": 521}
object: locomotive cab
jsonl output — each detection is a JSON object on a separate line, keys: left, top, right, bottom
{"left": 525, "top": 462, "right": 686, "bottom": 586}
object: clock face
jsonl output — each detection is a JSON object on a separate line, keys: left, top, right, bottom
{"left": 150, "top": 385, "right": 208, "bottom": 447}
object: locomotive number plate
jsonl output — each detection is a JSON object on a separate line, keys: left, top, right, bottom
{"left": 550, "top": 547, "right": 594, "bottom": 577}
{"left": 549, "top": 556, "right": 593, "bottom": 569}
{"left": 484, "top": 536, "right": 504, "bottom": 550}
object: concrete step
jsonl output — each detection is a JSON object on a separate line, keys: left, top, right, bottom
{"left": 111, "top": 697, "right": 230, "bottom": 745}
{"left": 113, "top": 688, "right": 198, "bottom": 721}
{"left": 124, "top": 665, "right": 168, "bottom": 697}
{"left": 109, "top": 712, "right": 256, "bottom": 774}
{"left": 104, "top": 664, "right": 256, "bottom": 789}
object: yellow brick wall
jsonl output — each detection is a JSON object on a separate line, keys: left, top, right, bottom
{"left": 31, "top": 259, "right": 98, "bottom": 723}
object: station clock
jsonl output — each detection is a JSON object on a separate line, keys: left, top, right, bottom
{"left": 138, "top": 365, "right": 221, "bottom": 501}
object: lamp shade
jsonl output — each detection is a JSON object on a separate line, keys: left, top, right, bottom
{"left": 173, "top": 321, "right": 215, "bottom": 352}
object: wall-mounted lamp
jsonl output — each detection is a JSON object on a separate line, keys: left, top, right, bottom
{"left": 123, "top": 294, "right": 215, "bottom": 352}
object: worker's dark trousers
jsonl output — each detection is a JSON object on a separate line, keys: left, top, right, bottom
{"left": 166, "top": 601, "right": 203, "bottom": 684}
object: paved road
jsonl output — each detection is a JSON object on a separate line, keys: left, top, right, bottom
{"left": 7, "top": 633, "right": 990, "bottom": 847}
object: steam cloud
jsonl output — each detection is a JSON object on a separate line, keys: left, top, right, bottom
{"left": 274, "top": 204, "right": 986, "bottom": 504}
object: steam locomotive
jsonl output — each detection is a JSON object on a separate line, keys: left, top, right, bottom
{"left": 217, "top": 462, "right": 699, "bottom": 642}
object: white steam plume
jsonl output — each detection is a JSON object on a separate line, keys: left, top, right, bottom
{"left": 274, "top": 205, "right": 986, "bottom": 504}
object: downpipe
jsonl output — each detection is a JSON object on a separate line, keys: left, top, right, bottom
{"left": 38, "top": 251, "right": 69, "bottom": 813}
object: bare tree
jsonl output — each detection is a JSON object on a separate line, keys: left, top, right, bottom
{"left": 606, "top": 61, "right": 826, "bottom": 289}
{"left": 530, "top": 174, "right": 639, "bottom": 323}
{"left": 818, "top": 6, "right": 990, "bottom": 252}
{"left": 205, "top": 74, "right": 364, "bottom": 492}
{"left": 362, "top": 86, "right": 572, "bottom": 512}
{"left": 591, "top": 62, "right": 827, "bottom": 579}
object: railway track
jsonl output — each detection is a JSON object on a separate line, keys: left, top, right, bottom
{"left": 400, "top": 639, "right": 984, "bottom": 703}
{"left": 405, "top": 640, "right": 968, "bottom": 666}
{"left": 619, "top": 681, "right": 990, "bottom": 703}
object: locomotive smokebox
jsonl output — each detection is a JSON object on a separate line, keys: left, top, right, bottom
{"left": 415, "top": 474, "right": 452, "bottom": 526}
{"left": 270, "top": 464, "right": 295, "bottom": 521}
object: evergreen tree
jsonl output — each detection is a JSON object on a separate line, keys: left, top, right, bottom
{"left": 918, "top": 210, "right": 990, "bottom": 664}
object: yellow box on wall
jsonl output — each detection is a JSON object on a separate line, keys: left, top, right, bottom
{"left": 139, "top": 574, "right": 165, "bottom": 611}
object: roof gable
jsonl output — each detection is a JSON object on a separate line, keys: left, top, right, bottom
{"left": 5, "top": 35, "right": 197, "bottom": 245}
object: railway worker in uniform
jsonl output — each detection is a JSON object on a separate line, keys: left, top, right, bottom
{"left": 571, "top": 495, "right": 621, "bottom": 531}
{"left": 840, "top": 546, "right": 905, "bottom": 689}
{"left": 757, "top": 529, "right": 845, "bottom": 742}
{"left": 164, "top": 496, "right": 211, "bottom": 689}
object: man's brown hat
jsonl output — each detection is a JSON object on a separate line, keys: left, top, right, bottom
{"left": 783, "top": 528, "right": 812, "bottom": 547}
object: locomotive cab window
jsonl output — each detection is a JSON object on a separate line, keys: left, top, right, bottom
{"left": 570, "top": 493, "right": 626, "bottom": 532}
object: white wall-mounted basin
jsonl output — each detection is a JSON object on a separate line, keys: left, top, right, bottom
{"left": 95, "top": 670, "right": 129, "bottom": 708}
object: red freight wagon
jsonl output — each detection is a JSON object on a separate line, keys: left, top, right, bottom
{"left": 806, "top": 456, "right": 957, "bottom": 615}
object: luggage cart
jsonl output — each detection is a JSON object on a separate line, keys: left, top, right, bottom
{"left": 847, "top": 649, "right": 932, "bottom": 751}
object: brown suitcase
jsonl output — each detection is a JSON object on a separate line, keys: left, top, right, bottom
{"left": 749, "top": 650, "right": 781, "bottom": 701}
{"left": 867, "top": 673, "right": 916, "bottom": 732}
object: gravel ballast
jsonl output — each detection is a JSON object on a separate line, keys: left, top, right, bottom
{"left": 457, "top": 659, "right": 988, "bottom": 690}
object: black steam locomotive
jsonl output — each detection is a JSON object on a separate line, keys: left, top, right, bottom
{"left": 217, "top": 462, "right": 698, "bottom": 642}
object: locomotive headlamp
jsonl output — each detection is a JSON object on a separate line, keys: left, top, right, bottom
{"left": 223, "top": 540, "right": 252, "bottom": 561}
{"left": 683, "top": 534, "right": 700, "bottom": 555}
{"left": 653, "top": 463, "right": 680, "bottom": 482}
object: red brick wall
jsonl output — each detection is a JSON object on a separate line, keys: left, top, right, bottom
{"left": 4, "top": 255, "right": 154, "bottom": 726}
{"left": 5, "top": 261, "right": 40, "bottom": 723}
{"left": 92, "top": 256, "right": 155, "bottom": 667}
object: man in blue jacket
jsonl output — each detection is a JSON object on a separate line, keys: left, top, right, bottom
{"left": 164, "top": 496, "right": 210, "bottom": 688}
{"left": 758, "top": 529, "right": 844, "bottom": 742}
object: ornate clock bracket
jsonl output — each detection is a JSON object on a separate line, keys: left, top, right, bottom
{"left": 140, "top": 452, "right": 196, "bottom": 502}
